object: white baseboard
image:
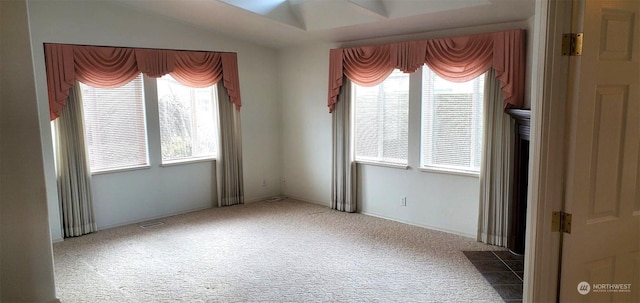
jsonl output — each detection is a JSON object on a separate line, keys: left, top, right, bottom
{"left": 283, "top": 194, "right": 331, "bottom": 207}
{"left": 244, "top": 195, "right": 286, "bottom": 204}
{"left": 52, "top": 196, "right": 474, "bottom": 243}
{"left": 56, "top": 197, "right": 284, "bottom": 240}
{"left": 360, "top": 211, "right": 477, "bottom": 239}
{"left": 97, "top": 205, "right": 213, "bottom": 231}
{"left": 282, "top": 196, "right": 474, "bottom": 239}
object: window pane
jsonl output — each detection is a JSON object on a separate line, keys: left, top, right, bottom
{"left": 157, "top": 75, "right": 218, "bottom": 163}
{"left": 80, "top": 74, "right": 148, "bottom": 172}
{"left": 421, "top": 67, "right": 484, "bottom": 172}
{"left": 353, "top": 69, "right": 409, "bottom": 165}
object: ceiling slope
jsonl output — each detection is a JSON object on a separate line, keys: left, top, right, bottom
{"left": 115, "top": 0, "right": 535, "bottom": 49}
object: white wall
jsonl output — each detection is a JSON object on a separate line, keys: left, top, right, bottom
{"left": 1, "top": 0, "right": 57, "bottom": 301}
{"left": 25, "top": 0, "right": 534, "bottom": 242}
{"left": 279, "top": 44, "right": 336, "bottom": 205}
{"left": 27, "top": 0, "right": 282, "bottom": 241}
{"left": 279, "top": 21, "right": 533, "bottom": 237}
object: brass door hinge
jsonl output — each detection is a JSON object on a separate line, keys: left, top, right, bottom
{"left": 552, "top": 211, "right": 572, "bottom": 233}
{"left": 562, "top": 33, "right": 583, "bottom": 56}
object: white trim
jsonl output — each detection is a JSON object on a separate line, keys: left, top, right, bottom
{"left": 419, "top": 166, "right": 479, "bottom": 178}
{"left": 361, "top": 211, "right": 478, "bottom": 239}
{"left": 284, "top": 194, "right": 331, "bottom": 207}
{"left": 96, "top": 205, "right": 212, "bottom": 230}
{"left": 160, "top": 157, "right": 215, "bottom": 167}
{"left": 244, "top": 195, "right": 287, "bottom": 204}
{"left": 525, "top": 0, "right": 570, "bottom": 301}
{"left": 282, "top": 195, "right": 477, "bottom": 238}
{"left": 91, "top": 164, "right": 151, "bottom": 175}
{"left": 355, "top": 160, "right": 409, "bottom": 170}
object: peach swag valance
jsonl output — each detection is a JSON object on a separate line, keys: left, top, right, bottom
{"left": 44, "top": 44, "right": 242, "bottom": 120}
{"left": 327, "top": 29, "right": 525, "bottom": 112}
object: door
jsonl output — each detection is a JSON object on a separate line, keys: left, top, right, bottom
{"left": 560, "top": 0, "right": 639, "bottom": 302}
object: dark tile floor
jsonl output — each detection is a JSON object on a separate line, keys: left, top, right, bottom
{"left": 463, "top": 250, "right": 524, "bottom": 302}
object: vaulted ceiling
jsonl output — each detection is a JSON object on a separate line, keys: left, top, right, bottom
{"left": 115, "top": 0, "right": 535, "bottom": 49}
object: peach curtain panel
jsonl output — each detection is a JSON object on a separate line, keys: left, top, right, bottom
{"left": 327, "top": 29, "right": 525, "bottom": 112}
{"left": 44, "top": 43, "right": 242, "bottom": 120}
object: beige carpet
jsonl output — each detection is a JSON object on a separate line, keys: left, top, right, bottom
{"left": 54, "top": 199, "right": 504, "bottom": 302}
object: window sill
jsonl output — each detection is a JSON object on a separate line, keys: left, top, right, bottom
{"left": 356, "top": 160, "right": 409, "bottom": 170}
{"left": 91, "top": 165, "right": 151, "bottom": 175}
{"left": 161, "top": 157, "right": 216, "bottom": 167}
{"left": 419, "top": 167, "right": 479, "bottom": 178}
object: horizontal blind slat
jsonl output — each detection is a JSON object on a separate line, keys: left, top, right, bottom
{"left": 80, "top": 74, "right": 148, "bottom": 172}
{"left": 421, "top": 67, "right": 484, "bottom": 173}
{"left": 354, "top": 69, "right": 409, "bottom": 165}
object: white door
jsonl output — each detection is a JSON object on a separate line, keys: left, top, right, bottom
{"left": 560, "top": 0, "right": 639, "bottom": 302}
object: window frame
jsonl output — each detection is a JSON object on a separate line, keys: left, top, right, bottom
{"left": 80, "top": 74, "right": 151, "bottom": 174}
{"left": 156, "top": 74, "right": 219, "bottom": 165}
{"left": 351, "top": 69, "right": 411, "bottom": 167}
{"left": 419, "top": 66, "right": 485, "bottom": 176}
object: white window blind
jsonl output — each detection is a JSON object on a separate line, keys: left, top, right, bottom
{"left": 353, "top": 69, "right": 410, "bottom": 165}
{"left": 80, "top": 74, "right": 148, "bottom": 172}
{"left": 421, "top": 66, "right": 484, "bottom": 173}
{"left": 157, "top": 74, "right": 218, "bottom": 163}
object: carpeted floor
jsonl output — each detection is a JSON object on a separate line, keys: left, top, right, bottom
{"left": 54, "top": 199, "right": 505, "bottom": 302}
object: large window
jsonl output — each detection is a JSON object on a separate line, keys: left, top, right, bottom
{"left": 157, "top": 75, "right": 218, "bottom": 164}
{"left": 421, "top": 66, "right": 484, "bottom": 174}
{"left": 80, "top": 74, "right": 149, "bottom": 172}
{"left": 353, "top": 69, "right": 410, "bottom": 166}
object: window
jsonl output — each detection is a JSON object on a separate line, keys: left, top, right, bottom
{"left": 421, "top": 66, "right": 484, "bottom": 174}
{"left": 80, "top": 74, "right": 148, "bottom": 172}
{"left": 157, "top": 74, "right": 218, "bottom": 164}
{"left": 353, "top": 69, "right": 410, "bottom": 166}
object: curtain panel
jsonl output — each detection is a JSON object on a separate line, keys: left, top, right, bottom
{"left": 216, "top": 84, "right": 244, "bottom": 207}
{"left": 44, "top": 44, "right": 242, "bottom": 120}
{"left": 54, "top": 82, "right": 96, "bottom": 237}
{"left": 477, "top": 69, "right": 515, "bottom": 246}
{"left": 327, "top": 29, "right": 525, "bottom": 112}
{"left": 331, "top": 78, "right": 356, "bottom": 212}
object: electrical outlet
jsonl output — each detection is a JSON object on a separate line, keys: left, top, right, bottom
{"left": 401, "top": 197, "right": 407, "bottom": 206}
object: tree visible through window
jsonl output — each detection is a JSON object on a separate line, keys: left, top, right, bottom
{"left": 157, "top": 75, "right": 217, "bottom": 163}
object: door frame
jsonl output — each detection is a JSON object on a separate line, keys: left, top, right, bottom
{"left": 525, "top": 0, "right": 573, "bottom": 301}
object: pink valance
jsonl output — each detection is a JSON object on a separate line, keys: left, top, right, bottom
{"left": 44, "top": 44, "right": 242, "bottom": 120}
{"left": 328, "top": 29, "right": 525, "bottom": 112}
